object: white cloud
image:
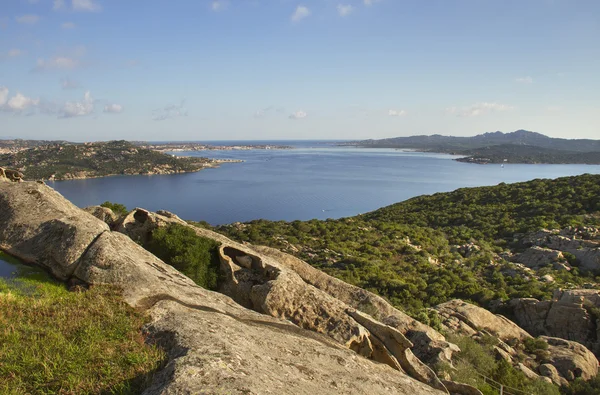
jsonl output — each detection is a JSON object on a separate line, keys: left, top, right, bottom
{"left": 364, "top": 0, "right": 382, "bottom": 6}
{"left": 33, "top": 56, "right": 80, "bottom": 72}
{"left": 0, "top": 87, "right": 39, "bottom": 113}
{"left": 72, "top": 0, "right": 101, "bottom": 12}
{"left": 445, "top": 102, "right": 514, "bottom": 117}
{"left": 61, "top": 22, "right": 76, "bottom": 29}
{"left": 16, "top": 14, "right": 40, "bottom": 25}
{"left": 212, "top": 0, "right": 228, "bottom": 11}
{"left": 60, "top": 78, "right": 81, "bottom": 89}
{"left": 289, "top": 110, "right": 307, "bottom": 120}
{"left": 337, "top": 4, "right": 354, "bottom": 16}
{"left": 103, "top": 103, "right": 123, "bottom": 113}
{"left": 291, "top": 6, "right": 310, "bottom": 22}
{"left": 7, "top": 92, "right": 40, "bottom": 112}
{"left": 388, "top": 109, "right": 407, "bottom": 117}
{"left": 515, "top": 76, "right": 533, "bottom": 84}
{"left": 153, "top": 101, "right": 187, "bottom": 121}
{"left": 61, "top": 91, "right": 94, "bottom": 117}
{"left": 53, "top": 0, "right": 65, "bottom": 10}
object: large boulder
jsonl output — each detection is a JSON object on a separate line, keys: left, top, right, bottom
{"left": 435, "top": 299, "right": 531, "bottom": 342}
{"left": 0, "top": 181, "right": 109, "bottom": 280}
{"left": 83, "top": 205, "right": 120, "bottom": 228}
{"left": 542, "top": 337, "right": 599, "bottom": 381}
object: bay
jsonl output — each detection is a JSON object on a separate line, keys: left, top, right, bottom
{"left": 48, "top": 141, "right": 600, "bottom": 225}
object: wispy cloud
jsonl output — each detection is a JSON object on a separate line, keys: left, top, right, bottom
{"left": 60, "top": 77, "right": 81, "bottom": 89}
{"left": 61, "top": 91, "right": 94, "bottom": 117}
{"left": 515, "top": 76, "right": 533, "bottom": 84}
{"left": 211, "top": 0, "right": 228, "bottom": 11}
{"left": 33, "top": 56, "right": 80, "bottom": 72}
{"left": 16, "top": 14, "right": 40, "bottom": 25}
{"left": 152, "top": 101, "right": 187, "bottom": 121}
{"left": 388, "top": 109, "right": 407, "bottom": 117}
{"left": 61, "top": 22, "right": 76, "bottom": 29}
{"left": 291, "top": 6, "right": 310, "bottom": 22}
{"left": 53, "top": 0, "right": 65, "bottom": 10}
{"left": 337, "top": 4, "right": 354, "bottom": 16}
{"left": 363, "top": 0, "right": 382, "bottom": 6}
{"left": 103, "top": 103, "right": 123, "bottom": 113}
{"left": 445, "top": 102, "right": 514, "bottom": 117}
{"left": 289, "top": 110, "right": 307, "bottom": 120}
{"left": 1, "top": 49, "right": 25, "bottom": 60}
{"left": 72, "top": 0, "right": 102, "bottom": 12}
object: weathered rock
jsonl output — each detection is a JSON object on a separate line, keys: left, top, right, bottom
{"left": 435, "top": 300, "right": 531, "bottom": 342}
{"left": 0, "top": 181, "right": 109, "bottom": 280}
{"left": 1, "top": 181, "right": 446, "bottom": 395}
{"left": 512, "top": 246, "right": 564, "bottom": 269}
{"left": 251, "top": 244, "right": 459, "bottom": 366}
{"left": 83, "top": 205, "right": 119, "bottom": 227}
{"left": 517, "top": 363, "right": 541, "bottom": 381}
{"left": 509, "top": 290, "right": 600, "bottom": 356}
{"left": 539, "top": 363, "right": 569, "bottom": 387}
{"left": 0, "top": 167, "right": 23, "bottom": 182}
{"left": 494, "top": 346, "right": 513, "bottom": 363}
{"left": 542, "top": 336, "right": 599, "bottom": 381}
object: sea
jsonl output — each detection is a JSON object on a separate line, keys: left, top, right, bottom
{"left": 46, "top": 140, "right": 600, "bottom": 226}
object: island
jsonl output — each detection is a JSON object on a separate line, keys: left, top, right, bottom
{"left": 344, "top": 130, "right": 600, "bottom": 164}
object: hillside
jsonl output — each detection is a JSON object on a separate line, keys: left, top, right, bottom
{"left": 352, "top": 130, "right": 600, "bottom": 152}
{"left": 0, "top": 140, "right": 216, "bottom": 180}
{"left": 218, "top": 174, "right": 600, "bottom": 313}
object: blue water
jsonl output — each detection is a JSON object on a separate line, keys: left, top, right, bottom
{"left": 48, "top": 142, "right": 600, "bottom": 225}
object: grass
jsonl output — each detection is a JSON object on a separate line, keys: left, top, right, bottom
{"left": 0, "top": 272, "right": 165, "bottom": 395}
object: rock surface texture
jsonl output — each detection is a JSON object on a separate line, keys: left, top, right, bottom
{"left": 435, "top": 299, "right": 599, "bottom": 384}
{"left": 0, "top": 181, "right": 453, "bottom": 395}
{"left": 509, "top": 289, "right": 600, "bottom": 356}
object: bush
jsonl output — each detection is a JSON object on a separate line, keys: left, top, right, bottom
{"left": 100, "top": 201, "right": 129, "bottom": 217}
{"left": 145, "top": 224, "right": 220, "bottom": 289}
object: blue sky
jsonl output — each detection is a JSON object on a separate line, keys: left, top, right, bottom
{"left": 0, "top": 0, "right": 598, "bottom": 141}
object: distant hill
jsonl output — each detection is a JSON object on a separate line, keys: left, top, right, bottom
{"left": 352, "top": 130, "right": 600, "bottom": 153}
{"left": 0, "top": 140, "right": 216, "bottom": 180}
{"left": 347, "top": 130, "right": 600, "bottom": 164}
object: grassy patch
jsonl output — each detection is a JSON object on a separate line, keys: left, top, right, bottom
{"left": 0, "top": 275, "right": 164, "bottom": 395}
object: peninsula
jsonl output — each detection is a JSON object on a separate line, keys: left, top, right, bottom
{"left": 0, "top": 140, "right": 231, "bottom": 181}
{"left": 346, "top": 130, "right": 600, "bottom": 164}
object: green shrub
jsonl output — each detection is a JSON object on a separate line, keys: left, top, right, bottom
{"left": 100, "top": 201, "right": 129, "bottom": 216}
{"left": 146, "top": 224, "right": 220, "bottom": 289}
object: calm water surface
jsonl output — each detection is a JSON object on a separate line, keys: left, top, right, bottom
{"left": 48, "top": 142, "right": 600, "bottom": 225}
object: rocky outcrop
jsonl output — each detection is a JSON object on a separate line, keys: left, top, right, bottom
{"left": 0, "top": 167, "right": 23, "bottom": 182}
{"left": 511, "top": 246, "right": 566, "bottom": 269}
{"left": 519, "top": 228, "right": 600, "bottom": 273}
{"left": 83, "top": 205, "right": 119, "bottom": 228}
{"left": 435, "top": 300, "right": 531, "bottom": 342}
{"left": 435, "top": 299, "right": 599, "bottom": 383}
{"left": 251, "top": 244, "right": 458, "bottom": 366}
{"left": 0, "top": 181, "right": 451, "bottom": 394}
{"left": 116, "top": 207, "right": 480, "bottom": 394}
{"left": 509, "top": 289, "right": 600, "bottom": 356}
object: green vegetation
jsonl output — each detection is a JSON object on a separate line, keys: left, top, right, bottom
{"left": 455, "top": 144, "right": 600, "bottom": 165}
{"left": 562, "top": 375, "right": 600, "bottom": 395}
{"left": 0, "top": 140, "right": 213, "bottom": 180}
{"left": 101, "top": 201, "right": 129, "bottom": 217}
{"left": 0, "top": 272, "right": 164, "bottom": 394}
{"left": 145, "top": 223, "right": 221, "bottom": 289}
{"left": 218, "top": 174, "right": 600, "bottom": 315}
